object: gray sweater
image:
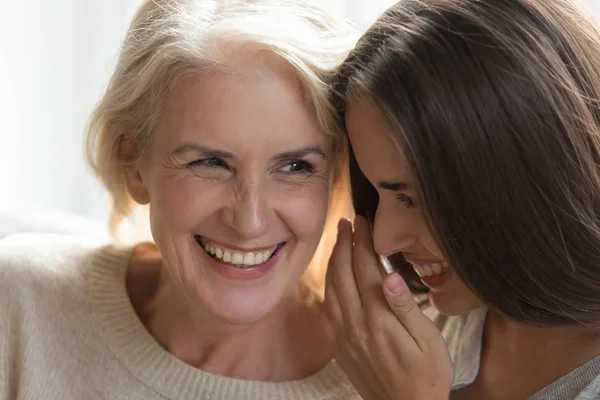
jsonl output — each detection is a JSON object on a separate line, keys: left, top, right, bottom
{"left": 422, "top": 302, "right": 600, "bottom": 399}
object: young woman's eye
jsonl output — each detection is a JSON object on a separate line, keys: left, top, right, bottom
{"left": 188, "top": 157, "right": 229, "bottom": 170}
{"left": 280, "top": 160, "right": 316, "bottom": 174}
{"left": 396, "top": 193, "right": 416, "bottom": 208}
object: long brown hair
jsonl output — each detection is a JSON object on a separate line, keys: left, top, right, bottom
{"left": 334, "top": 0, "right": 600, "bottom": 325}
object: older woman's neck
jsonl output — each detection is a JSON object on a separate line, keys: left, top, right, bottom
{"left": 128, "top": 254, "right": 331, "bottom": 381}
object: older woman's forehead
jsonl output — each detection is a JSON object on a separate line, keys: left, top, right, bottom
{"left": 153, "top": 69, "right": 332, "bottom": 153}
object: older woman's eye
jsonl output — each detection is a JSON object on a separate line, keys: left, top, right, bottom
{"left": 280, "top": 160, "right": 316, "bottom": 174}
{"left": 188, "top": 157, "right": 229, "bottom": 170}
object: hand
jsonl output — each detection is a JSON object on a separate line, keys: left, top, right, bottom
{"left": 321, "top": 216, "right": 453, "bottom": 400}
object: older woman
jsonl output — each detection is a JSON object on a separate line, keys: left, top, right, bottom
{"left": 0, "top": 1, "right": 358, "bottom": 399}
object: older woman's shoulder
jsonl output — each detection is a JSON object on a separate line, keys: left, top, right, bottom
{"left": 0, "top": 232, "right": 108, "bottom": 295}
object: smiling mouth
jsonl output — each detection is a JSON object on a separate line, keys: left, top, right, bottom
{"left": 194, "top": 235, "right": 284, "bottom": 268}
{"left": 408, "top": 261, "right": 449, "bottom": 277}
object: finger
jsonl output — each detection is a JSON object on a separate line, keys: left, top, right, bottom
{"left": 382, "top": 273, "right": 440, "bottom": 350}
{"left": 330, "top": 218, "right": 363, "bottom": 319}
{"left": 319, "top": 293, "right": 339, "bottom": 342}
{"left": 322, "top": 251, "right": 343, "bottom": 334}
{"left": 352, "top": 215, "right": 385, "bottom": 308}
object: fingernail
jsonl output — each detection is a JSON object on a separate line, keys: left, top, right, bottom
{"left": 338, "top": 218, "right": 351, "bottom": 232}
{"left": 384, "top": 273, "right": 406, "bottom": 295}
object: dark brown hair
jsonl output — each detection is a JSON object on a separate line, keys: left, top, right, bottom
{"left": 334, "top": 0, "right": 600, "bottom": 325}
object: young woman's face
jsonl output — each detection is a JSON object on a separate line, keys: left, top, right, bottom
{"left": 345, "top": 97, "right": 483, "bottom": 316}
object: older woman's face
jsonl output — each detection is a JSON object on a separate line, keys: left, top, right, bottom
{"left": 132, "top": 67, "right": 333, "bottom": 324}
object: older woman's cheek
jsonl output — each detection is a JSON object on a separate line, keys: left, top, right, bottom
{"left": 279, "top": 180, "right": 331, "bottom": 239}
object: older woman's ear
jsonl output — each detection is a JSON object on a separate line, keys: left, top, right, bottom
{"left": 119, "top": 137, "right": 150, "bottom": 206}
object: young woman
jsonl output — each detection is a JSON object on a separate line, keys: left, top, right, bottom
{"left": 323, "top": 0, "right": 600, "bottom": 399}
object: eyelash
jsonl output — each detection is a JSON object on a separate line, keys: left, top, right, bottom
{"left": 280, "top": 160, "right": 316, "bottom": 175}
{"left": 187, "top": 158, "right": 316, "bottom": 175}
{"left": 396, "top": 193, "right": 416, "bottom": 208}
{"left": 188, "top": 158, "right": 229, "bottom": 170}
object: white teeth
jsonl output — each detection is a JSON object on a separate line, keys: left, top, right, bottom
{"left": 410, "top": 261, "right": 449, "bottom": 278}
{"left": 255, "top": 252, "right": 264, "bottom": 264}
{"left": 243, "top": 253, "right": 255, "bottom": 266}
{"left": 232, "top": 253, "right": 244, "bottom": 265}
{"left": 423, "top": 265, "right": 433, "bottom": 277}
{"left": 199, "top": 238, "right": 279, "bottom": 267}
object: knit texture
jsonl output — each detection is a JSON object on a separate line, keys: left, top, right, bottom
{"left": 0, "top": 233, "right": 360, "bottom": 400}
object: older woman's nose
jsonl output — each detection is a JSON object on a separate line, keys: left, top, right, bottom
{"left": 223, "top": 182, "right": 270, "bottom": 239}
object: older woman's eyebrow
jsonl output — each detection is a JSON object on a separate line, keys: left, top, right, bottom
{"left": 378, "top": 181, "right": 409, "bottom": 191}
{"left": 171, "top": 144, "right": 326, "bottom": 160}
{"left": 172, "top": 144, "right": 235, "bottom": 159}
{"left": 274, "top": 146, "right": 326, "bottom": 160}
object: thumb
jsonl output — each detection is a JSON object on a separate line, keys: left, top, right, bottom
{"left": 382, "top": 273, "right": 421, "bottom": 325}
{"left": 383, "top": 273, "right": 447, "bottom": 355}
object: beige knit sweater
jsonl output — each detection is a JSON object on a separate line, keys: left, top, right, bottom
{"left": 0, "top": 233, "right": 360, "bottom": 400}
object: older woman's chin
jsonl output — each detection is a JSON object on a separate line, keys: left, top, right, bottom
{"left": 204, "top": 291, "right": 290, "bottom": 325}
{"left": 176, "top": 239, "right": 304, "bottom": 325}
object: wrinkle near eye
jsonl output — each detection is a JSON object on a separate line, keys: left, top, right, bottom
{"left": 280, "top": 176, "right": 331, "bottom": 195}
{"left": 160, "top": 153, "right": 186, "bottom": 170}
{"left": 163, "top": 170, "right": 200, "bottom": 185}
{"left": 232, "top": 179, "right": 245, "bottom": 203}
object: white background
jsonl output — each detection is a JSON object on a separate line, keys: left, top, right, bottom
{"left": 1, "top": 0, "right": 599, "bottom": 227}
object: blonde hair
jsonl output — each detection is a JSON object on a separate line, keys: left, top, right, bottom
{"left": 85, "top": 0, "right": 357, "bottom": 294}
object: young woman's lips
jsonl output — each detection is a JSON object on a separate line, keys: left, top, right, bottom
{"left": 194, "top": 236, "right": 286, "bottom": 281}
{"left": 405, "top": 258, "right": 452, "bottom": 289}
{"left": 420, "top": 269, "right": 453, "bottom": 289}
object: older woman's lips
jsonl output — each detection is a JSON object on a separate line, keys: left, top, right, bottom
{"left": 194, "top": 235, "right": 285, "bottom": 280}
